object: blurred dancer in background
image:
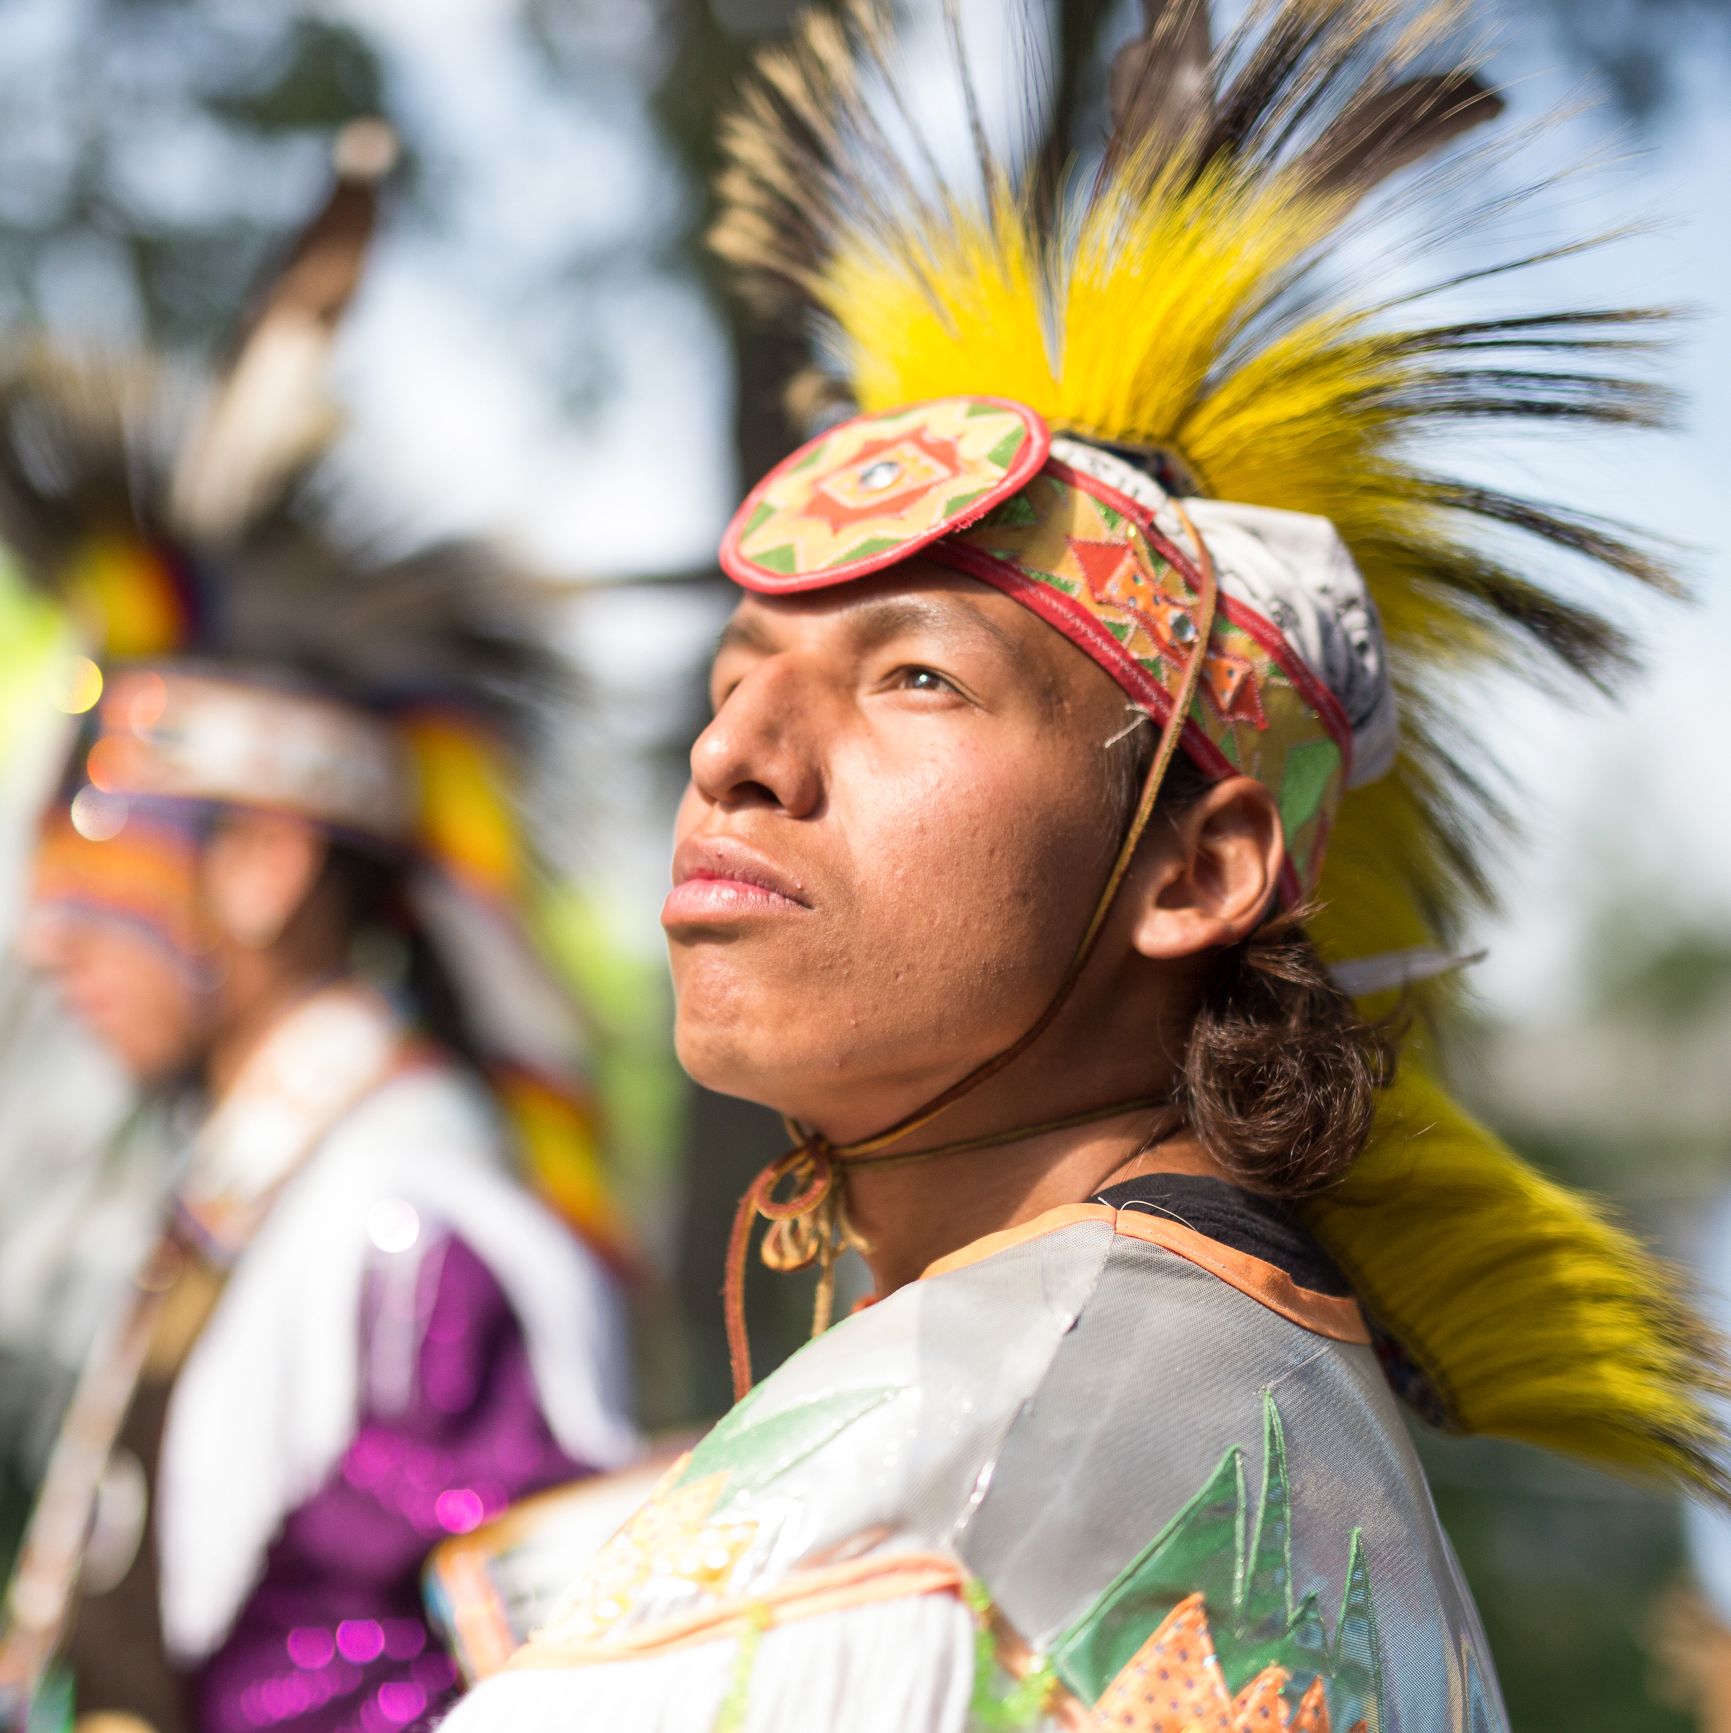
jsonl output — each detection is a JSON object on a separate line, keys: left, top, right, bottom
{"left": 0, "top": 126, "right": 636, "bottom": 1733}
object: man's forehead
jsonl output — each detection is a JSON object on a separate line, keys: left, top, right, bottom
{"left": 716, "top": 566, "right": 1045, "bottom": 668}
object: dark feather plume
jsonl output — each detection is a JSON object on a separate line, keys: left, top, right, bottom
{"left": 1107, "top": 0, "right": 1215, "bottom": 167}
{"left": 0, "top": 126, "right": 570, "bottom": 771}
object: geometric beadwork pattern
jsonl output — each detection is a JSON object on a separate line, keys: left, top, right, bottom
{"left": 721, "top": 396, "right": 1049, "bottom": 589}
{"left": 1052, "top": 1394, "right": 1381, "bottom": 1733}
{"left": 938, "top": 464, "right": 1348, "bottom": 897}
{"left": 718, "top": 395, "right": 1351, "bottom": 894}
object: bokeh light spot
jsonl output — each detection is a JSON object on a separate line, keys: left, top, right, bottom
{"left": 366, "top": 1198, "right": 420, "bottom": 1255}
{"left": 287, "top": 1627, "right": 336, "bottom": 1670}
{"left": 69, "top": 786, "right": 127, "bottom": 841}
{"left": 336, "top": 1618, "right": 386, "bottom": 1664}
{"left": 84, "top": 735, "right": 138, "bottom": 792}
{"left": 54, "top": 657, "right": 103, "bottom": 715}
{"left": 434, "top": 1487, "right": 484, "bottom": 1534}
{"left": 376, "top": 1681, "right": 426, "bottom": 1726}
{"left": 123, "top": 670, "right": 168, "bottom": 732}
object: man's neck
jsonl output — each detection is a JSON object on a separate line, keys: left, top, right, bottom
{"left": 841, "top": 1111, "right": 1227, "bottom": 1295}
{"left": 203, "top": 966, "right": 346, "bottom": 1103}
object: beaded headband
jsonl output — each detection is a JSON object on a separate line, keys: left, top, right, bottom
{"left": 719, "top": 395, "right": 1395, "bottom": 901}
{"left": 71, "top": 668, "right": 412, "bottom": 842}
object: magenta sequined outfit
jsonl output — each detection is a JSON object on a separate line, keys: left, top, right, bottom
{"left": 191, "top": 1237, "right": 586, "bottom": 1733}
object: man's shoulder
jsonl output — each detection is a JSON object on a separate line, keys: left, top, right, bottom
{"left": 496, "top": 1206, "right": 1383, "bottom": 1657}
{"left": 446, "top": 1203, "right": 1503, "bottom": 1731}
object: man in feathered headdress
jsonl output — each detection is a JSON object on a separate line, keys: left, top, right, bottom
{"left": 438, "top": 2, "right": 1719, "bottom": 1728}
{"left": 0, "top": 126, "right": 637, "bottom": 1733}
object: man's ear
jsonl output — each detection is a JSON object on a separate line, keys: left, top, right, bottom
{"left": 1127, "top": 775, "right": 1285, "bottom": 961}
{"left": 200, "top": 810, "right": 329, "bottom": 951}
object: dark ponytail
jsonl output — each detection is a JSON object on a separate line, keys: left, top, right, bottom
{"left": 1110, "top": 735, "right": 1395, "bottom": 1195}
{"left": 316, "top": 841, "right": 492, "bottom": 1079}
{"left": 1177, "top": 899, "right": 1395, "bottom": 1194}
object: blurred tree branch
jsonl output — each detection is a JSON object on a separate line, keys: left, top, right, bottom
{"left": 0, "top": 2, "right": 387, "bottom": 345}
{"left": 1516, "top": 0, "right": 1731, "bottom": 121}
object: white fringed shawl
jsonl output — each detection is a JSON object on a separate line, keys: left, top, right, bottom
{"left": 157, "top": 1065, "right": 637, "bottom": 1662}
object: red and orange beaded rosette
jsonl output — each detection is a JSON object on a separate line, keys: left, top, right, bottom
{"left": 719, "top": 397, "right": 1351, "bottom": 898}
{"left": 720, "top": 397, "right": 1049, "bottom": 588}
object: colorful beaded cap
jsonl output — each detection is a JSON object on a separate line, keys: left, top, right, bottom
{"left": 720, "top": 396, "right": 1048, "bottom": 588}
{"left": 719, "top": 397, "right": 1352, "bottom": 898}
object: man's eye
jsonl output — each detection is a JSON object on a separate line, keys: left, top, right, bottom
{"left": 896, "top": 666, "right": 958, "bottom": 695}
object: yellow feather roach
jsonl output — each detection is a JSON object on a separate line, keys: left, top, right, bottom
{"left": 711, "top": 0, "right": 1725, "bottom": 1495}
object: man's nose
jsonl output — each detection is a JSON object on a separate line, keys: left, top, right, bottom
{"left": 688, "top": 656, "right": 823, "bottom": 818}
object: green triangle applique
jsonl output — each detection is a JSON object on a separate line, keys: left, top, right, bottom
{"left": 1022, "top": 568, "right": 1077, "bottom": 596}
{"left": 1327, "top": 1533, "right": 1382, "bottom": 1730}
{"left": 834, "top": 535, "right": 907, "bottom": 564}
{"left": 752, "top": 543, "right": 799, "bottom": 575}
{"left": 985, "top": 492, "right": 1040, "bottom": 528}
{"left": 789, "top": 440, "right": 830, "bottom": 474}
{"left": 942, "top": 487, "right": 990, "bottom": 517}
{"left": 985, "top": 427, "right": 1028, "bottom": 468}
{"left": 1049, "top": 1392, "right": 1382, "bottom": 1728}
{"left": 1278, "top": 738, "right": 1342, "bottom": 839}
{"left": 740, "top": 501, "right": 775, "bottom": 540}
{"left": 678, "top": 1383, "right": 902, "bottom": 1508}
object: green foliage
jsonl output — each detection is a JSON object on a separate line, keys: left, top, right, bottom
{"left": 1427, "top": 1437, "right": 1692, "bottom": 1733}
{"left": 1445, "top": 899, "right": 1730, "bottom": 1729}
{"left": 1591, "top": 920, "right": 1731, "bottom": 1028}
{"left": 0, "top": 555, "right": 66, "bottom": 763}
{"left": 536, "top": 885, "right": 681, "bottom": 1184}
{"left": 199, "top": 16, "right": 384, "bottom": 132}
{"left": 0, "top": 3, "right": 393, "bottom": 346}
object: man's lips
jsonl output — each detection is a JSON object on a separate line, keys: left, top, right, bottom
{"left": 663, "top": 838, "right": 812, "bottom": 928}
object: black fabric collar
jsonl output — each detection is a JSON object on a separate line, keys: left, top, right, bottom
{"left": 1091, "top": 1172, "right": 1350, "bottom": 1297}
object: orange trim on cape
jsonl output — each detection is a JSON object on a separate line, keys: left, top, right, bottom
{"left": 920, "top": 1201, "right": 1369, "bottom": 1345}
{"left": 507, "top": 1551, "right": 966, "bottom": 1670}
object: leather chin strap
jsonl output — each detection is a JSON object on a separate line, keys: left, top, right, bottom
{"left": 723, "top": 501, "right": 1220, "bottom": 1400}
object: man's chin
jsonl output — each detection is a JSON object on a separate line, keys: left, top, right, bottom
{"left": 675, "top": 1025, "right": 782, "bottom": 1105}
{"left": 672, "top": 1019, "right": 833, "bottom": 1121}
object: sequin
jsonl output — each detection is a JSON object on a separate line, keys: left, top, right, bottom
{"left": 336, "top": 1618, "right": 386, "bottom": 1664}
{"left": 858, "top": 459, "right": 903, "bottom": 492}
{"left": 435, "top": 1487, "right": 485, "bottom": 1533}
{"left": 286, "top": 1627, "right": 336, "bottom": 1670}
{"left": 376, "top": 1681, "right": 427, "bottom": 1726}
